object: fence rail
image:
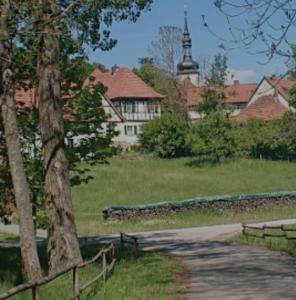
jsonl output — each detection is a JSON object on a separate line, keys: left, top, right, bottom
{"left": 242, "top": 223, "right": 296, "bottom": 240}
{"left": 0, "top": 233, "right": 138, "bottom": 300}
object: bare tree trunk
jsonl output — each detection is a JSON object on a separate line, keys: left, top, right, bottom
{"left": 36, "top": 0, "right": 82, "bottom": 273}
{"left": 0, "top": 0, "right": 41, "bottom": 282}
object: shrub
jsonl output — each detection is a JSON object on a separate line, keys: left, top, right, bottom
{"left": 187, "top": 112, "right": 236, "bottom": 163}
{"left": 139, "top": 114, "right": 190, "bottom": 158}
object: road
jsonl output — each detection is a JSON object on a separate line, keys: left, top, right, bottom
{"left": 135, "top": 219, "right": 296, "bottom": 300}
{"left": 2, "top": 219, "right": 296, "bottom": 299}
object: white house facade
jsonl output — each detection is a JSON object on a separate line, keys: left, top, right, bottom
{"left": 84, "top": 67, "right": 163, "bottom": 147}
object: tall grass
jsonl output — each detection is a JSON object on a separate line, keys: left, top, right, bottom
{"left": 71, "top": 157, "right": 296, "bottom": 234}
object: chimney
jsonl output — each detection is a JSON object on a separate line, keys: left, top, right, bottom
{"left": 233, "top": 80, "right": 240, "bottom": 85}
{"left": 111, "top": 64, "right": 119, "bottom": 75}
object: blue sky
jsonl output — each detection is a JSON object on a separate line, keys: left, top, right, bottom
{"left": 87, "top": 0, "right": 291, "bottom": 83}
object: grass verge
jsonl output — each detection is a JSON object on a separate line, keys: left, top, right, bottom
{"left": 0, "top": 245, "right": 185, "bottom": 300}
{"left": 231, "top": 233, "right": 296, "bottom": 256}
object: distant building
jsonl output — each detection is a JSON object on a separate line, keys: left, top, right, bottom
{"left": 234, "top": 76, "right": 294, "bottom": 122}
{"left": 15, "top": 67, "right": 163, "bottom": 147}
{"left": 84, "top": 67, "right": 163, "bottom": 146}
{"left": 177, "top": 10, "right": 199, "bottom": 86}
{"left": 177, "top": 11, "right": 295, "bottom": 122}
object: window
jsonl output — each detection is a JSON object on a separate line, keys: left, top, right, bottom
{"left": 147, "top": 102, "right": 159, "bottom": 113}
{"left": 123, "top": 101, "right": 136, "bottom": 113}
{"left": 124, "top": 125, "right": 138, "bottom": 136}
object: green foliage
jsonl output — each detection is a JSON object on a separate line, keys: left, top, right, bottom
{"left": 0, "top": 0, "right": 154, "bottom": 225}
{"left": 65, "top": 83, "right": 117, "bottom": 187}
{"left": 0, "top": 83, "right": 116, "bottom": 226}
{"left": 198, "top": 54, "right": 229, "bottom": 115}
{"left": 233, "top": 119, "right": 276, "bottom": 158}
{"left": 289, "top": 83, "right": 296, "bottom": 109}
{"left": 0, "top": 245, "right": 183, "bottom": 300}
{"left": 134, "top": 60, "right": 188, "bottom": 117}
{"left": 250, "top": 113, "right": 296, "bottom": 161}
{"left": 139, "top": 114, "right": 190, "bottom": 158}
{"left": 187, "top": 112, "right": 236, "bottom": 163}
{"left": 0, "top": 120, "right": 14, "bottom": 224}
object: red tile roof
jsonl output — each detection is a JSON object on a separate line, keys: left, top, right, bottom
{"left": 180, "top": 80, "right": 257, "bottom": 107}
{"left": 235, "top": 95, "right": 288, "bottom": 122}
{"left": 267, "top": 76, "right": 295, "bottom": 100}
{"left": 15, "top": 88, "right": 37, "bottom": 109}
{"left": 85, "top": 67, "right": 163, "bottom": 100}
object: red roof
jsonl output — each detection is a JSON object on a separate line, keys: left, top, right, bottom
{"left": 267, "top": 76, "right": 294, "bottom": 100}
{"left": 235, "top": 95, "right": 288, "bottom": 122}
{"left": 180, "top": 79, "right": 257, "bottom": 107}
{"left": 15, "top": 88, "right": 37, "bottom": 109}
{"left": 85, "top": 68, "right": 163, "bottom": 100}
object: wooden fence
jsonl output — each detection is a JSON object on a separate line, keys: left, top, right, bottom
{"left": 242, "top": 223, "right": 296, "bottom": 240}
{"left": 0, "top": 233, "right": 138, "bottom": 300}
{"left": 120, "top": 232, "right": 139, "bottom": 255}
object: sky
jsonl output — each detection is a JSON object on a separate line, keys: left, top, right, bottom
{"left": 87, "top": 0, "right": 292, "bottom": 83}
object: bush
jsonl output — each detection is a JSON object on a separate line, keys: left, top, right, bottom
{"left": 234, "top": 119, "right": 277, "bottom": 158}
{"left": 139, "top": 114, "right": 190, "bottom": 158}
{"left": 251, "top": 113, "right": 296, "bottom": 161}
{"left": 187, "top": 112, "right": 237, "bottom": 163}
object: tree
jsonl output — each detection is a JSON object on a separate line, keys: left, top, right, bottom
{"left": 212, "top": 0, "right": 296, "bottom": 62}
{"left": 0, "top": 0, "right": 41, "bottom": 282}
{"left": 187, "top": 112, "right": 237, "bottom": 163}
{"left": 287, "top": 46, "right": 296, "bottom": 80}
{"left": 139, "top": 113, "right": 190, "bottom": 158}
{"left": 135, "top": 59, "right": 188, "bottom": 118}
{"left": 32, "top": 0, "right": 153, "bottom": 273}
{"left": 188, "top": 53, "right": 235, "bottom": 163}
{"left": 197, "top": 54, "right": 230, "bottom": 115}
{"left": 148, "top": 25, "right": 182, "bottom": 76}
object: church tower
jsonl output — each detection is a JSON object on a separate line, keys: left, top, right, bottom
{"left": 177, "top": 10, "right": 199, "bottom": 86}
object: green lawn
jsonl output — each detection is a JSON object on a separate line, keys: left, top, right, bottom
{"left": 72, "top": 156, "right": 296, "bottom": 235}
{"left": 0, "top": 246, "right": 184, "bottom": 300}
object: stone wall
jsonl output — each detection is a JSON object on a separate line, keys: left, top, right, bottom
{"left": 102, "top": 191, "right": 296, "bottom": 221}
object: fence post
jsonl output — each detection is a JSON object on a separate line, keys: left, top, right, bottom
{"left": 32, "top": 286, "right": 40, "bottom": 300}
{"left": 242, "top": 224, "right": 246, "bottom": 236}
{"left": 73, "top": 266, "right": 80, "bottom": 300}
{"left": 263, "top": 224, "right": 266, "bottom": 239}
{"left": 102, "top": 252, "right": 107, "bottom": 282}
{"left": 134, "top": 238, "right": 138, "bottom": 257}
{"left": 120, "top": 233, "right": 124, "bottom": 249}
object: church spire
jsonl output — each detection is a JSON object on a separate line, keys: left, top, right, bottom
{"left": 184, "top": 8, "right": 189, "bottom": 35}
{"left": 177, "top": 8, "right": 199, "bottom": 86}
{"left": 182, "top": 8, "right": 193, "bottom": 60}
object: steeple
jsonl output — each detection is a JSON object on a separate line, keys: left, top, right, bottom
{"left": 177, "top": 9, "right": 199, "bottom": 86}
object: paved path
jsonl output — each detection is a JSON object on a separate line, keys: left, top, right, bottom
{"left": 135, "top": 219, "right": 296, "bottom": 300}
{"left": 2, "top": 219, "right": 296, "bottom": 299}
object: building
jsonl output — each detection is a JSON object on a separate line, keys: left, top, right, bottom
{"left": 235, "top": 76, "right": 294, "bottom": 122}
{"left": 14, "top": 67, "right": 163, "bottom": 147}
{"left": 177, "top": 10, "right": 199, "bottom": 86}
{"left": 84, "top": 67, "right": 163, "bottom": 146}
{"left": 177, "top": 11, "right": 295, "bottom": 122}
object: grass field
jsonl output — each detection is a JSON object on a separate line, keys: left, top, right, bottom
{"left": 0, "top": 246, "right": 184, "bottom": 300}
{"left": 72, "top": 156, "right": 296, "bottom": 234}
